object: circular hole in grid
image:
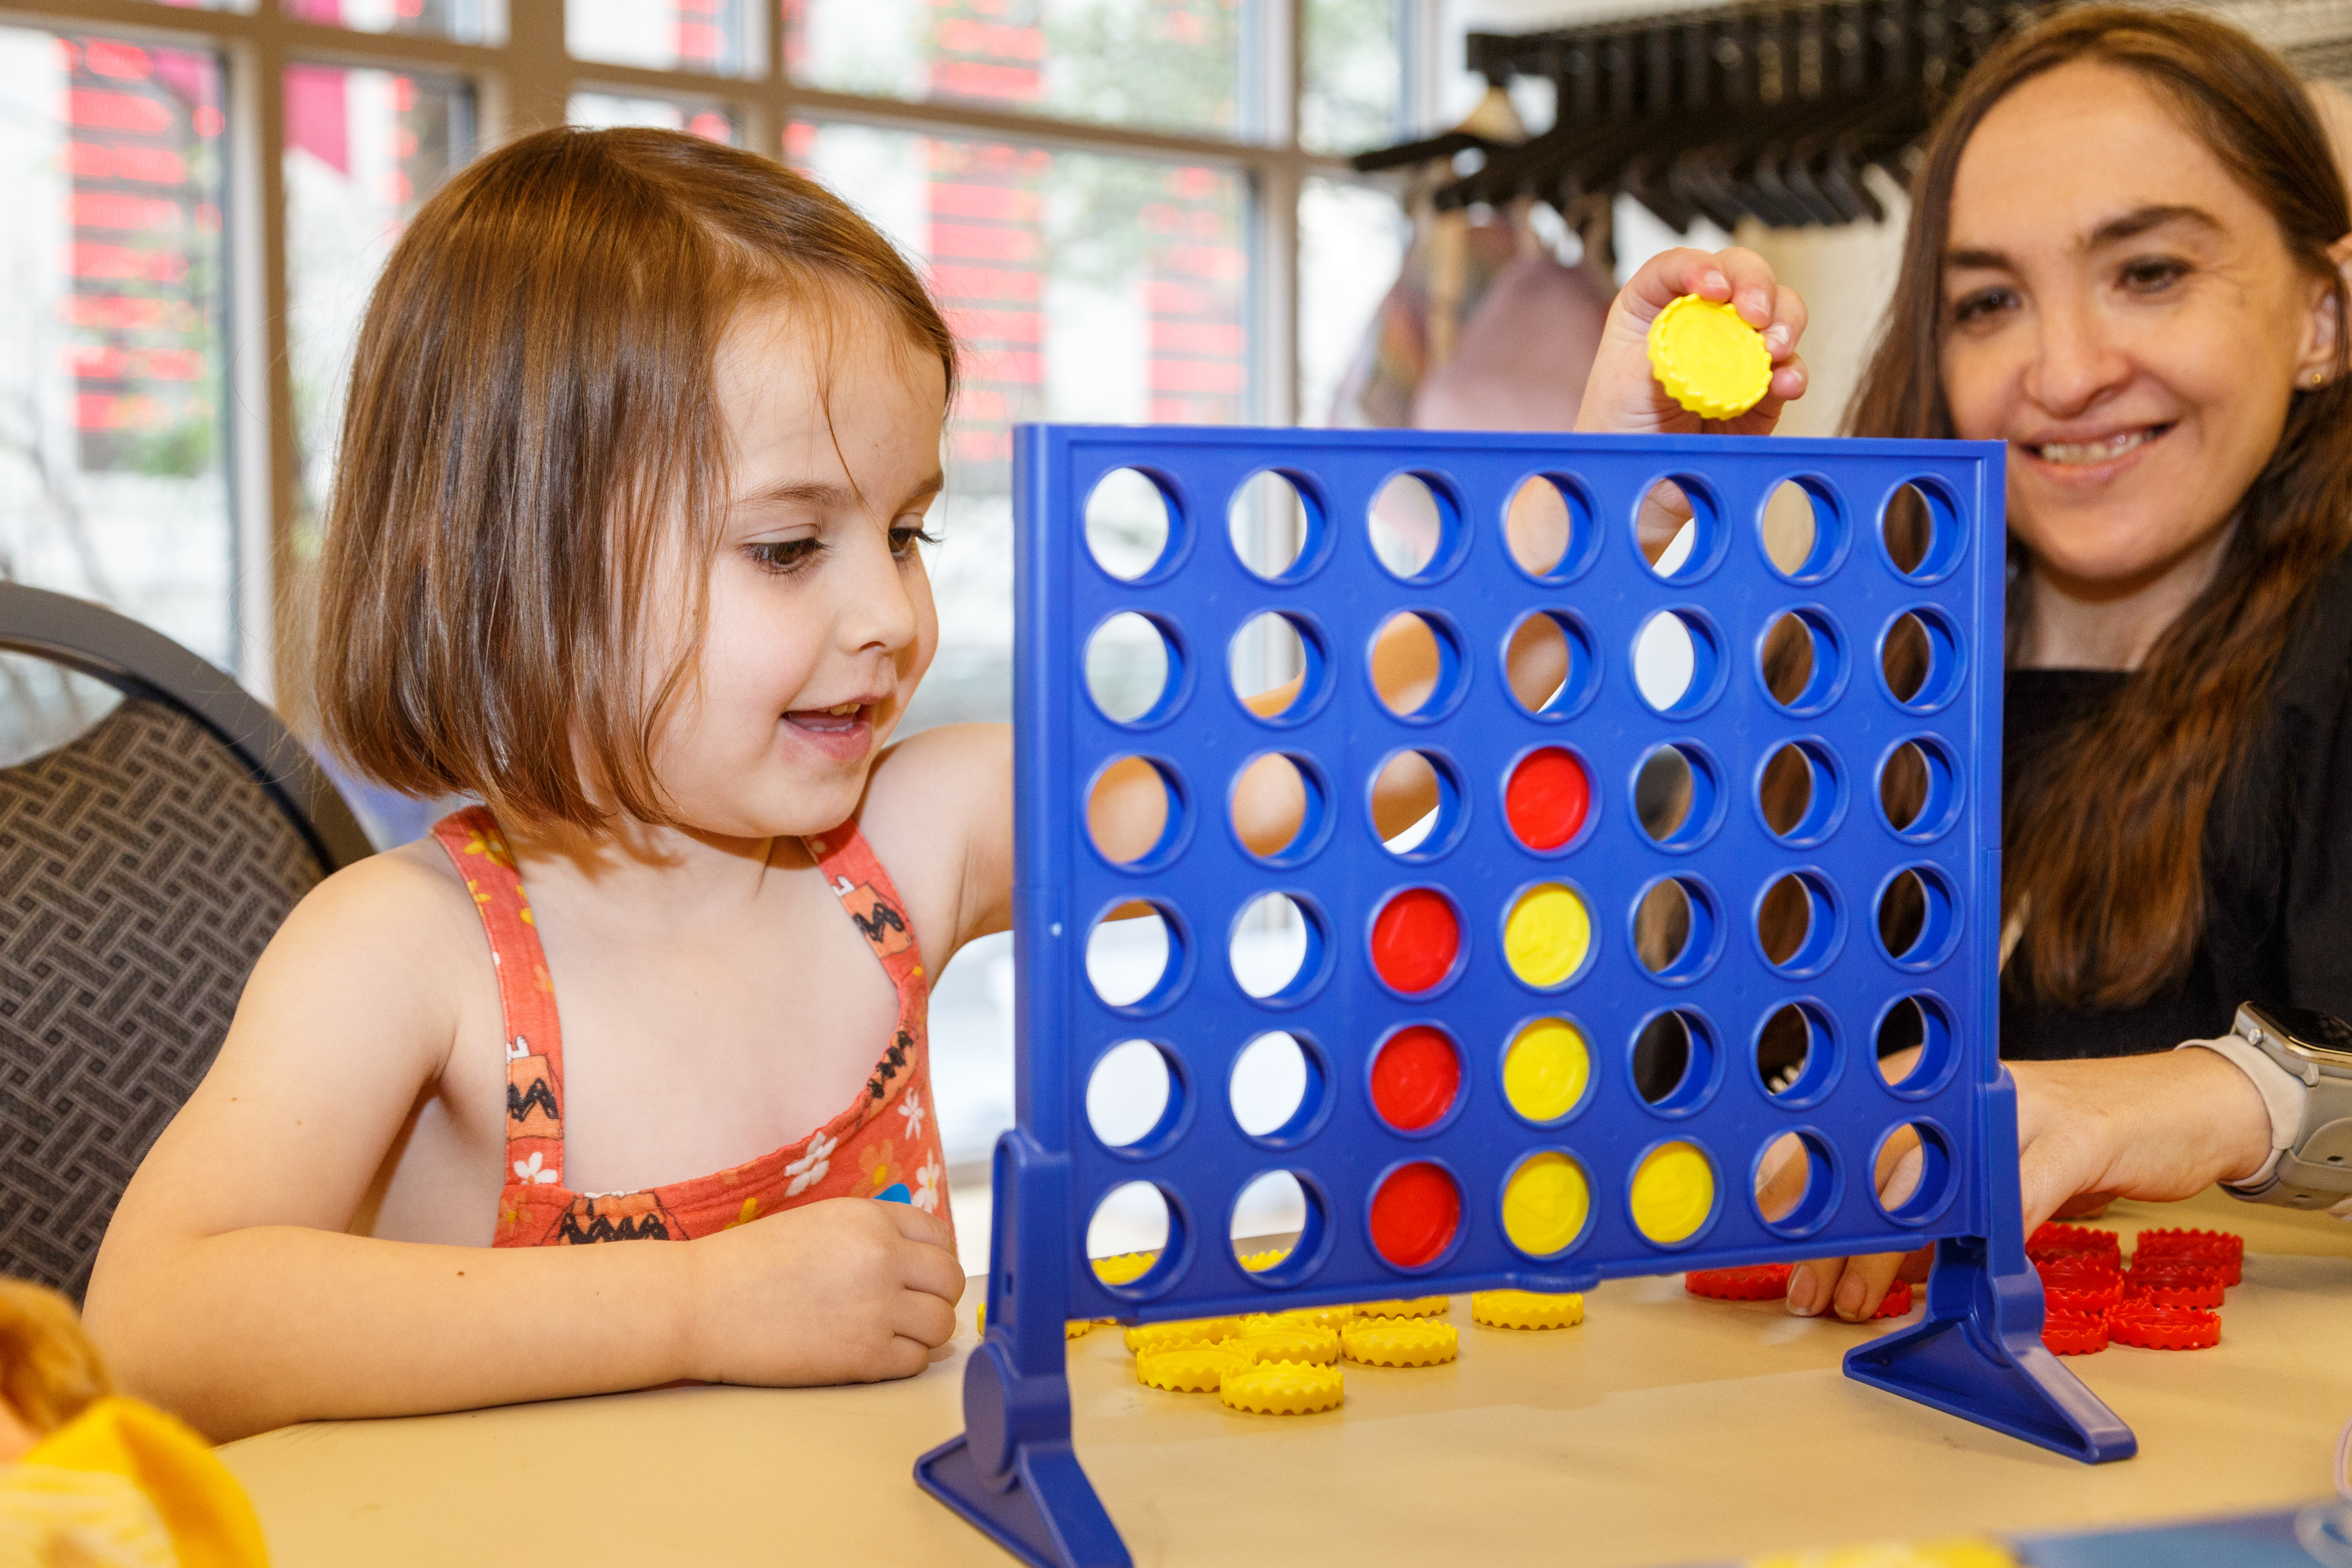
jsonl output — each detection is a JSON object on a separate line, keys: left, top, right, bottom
{"left": 1502, "top": 1150, "right": 1591, "bottom": 1259}
{"left": 1759, "top": 608, "right": 1846, "bottom": 715}
{"left": 1637, "top": 474, "right": 1722, "bottom": 582}
{"left": 1231, "top": 751, "right": 1331, "bottom": 867}
{"left": 1505, "top": 746, "right": 1591, "bottom": 852}
{"left": 1758, "top": 739, "right": 1844, "bottom": 847}
{"left": 1634, "top": 741, "right": 1720, "bottom": 850}
{"left": 1370, "top": 1024, "right": 1461, "bottom": 1133}
{"left": 1229, "top": 610, "right": 1325, "bottom": 723}
{"left": 1088, "top": 1181, "right": 1176, "bottom": 1284}
{"left": 1086, "top": 1039, "right": 1181, "bottom": 1151}
{"left": 1085, "top": 903, "right": 1182, "bottom": 1010}
{"left": 1756, "top": 1000, "right": 1838, "bottom": 1104}
{"left": 1880, "top": 736, "right": 1962, "bottom": 842}
{"left": 1504, "top": 1017, "right": 1591, "bottom": 1124}
{"left": 1369, "top": 1161, "right": 1462, "bottom": 1269}
{"left": 1369, "top": 472, "right": 1456, "bottom": 580}
{"left": 1882, "top": 480, "right": 1964, "bottom": 583}
{"left": 1872, "top": 1120, "right": 1957, "bottom": 1225}
{"left": 1630, "top": 1139, "right": 1715, "bottom": 1245}
{"left": 1633, "top": 875, "right": 1719, "bottom": 982}
{"left": 1230, "top": 891, "right": 1323, "bottom": 1003}
{"left": 1504, "top": 882, "right": 1592, "bottom": 989}
{"left": 1634, "top": 608, "right": 1723, "bottom": 717}
{"left": 1085, "top": 612, "right": 1181, "bottom": 725}
{"left": 1087, "top": 756, "right": 1187, "bottom": 871}
{"left": 1231, "top": 1170, "right": 1318, "bottom": 1270}
{"left": 1760, "top": 477, "right": 1847, "bottom": 582}
{"left": 1632, "top": 1007, "right": 1717, "bottom": 1112}
{"left": 1231, "top": 1029, "right": 1323, "bottom": 1142}
{"left": 1757, "top": 869, "right": 1842, "bottom": 978}
{"left": 1876, "top": 994, "right": 1956, "bottom": 1095}
{"left": 1084, "top": 467, "right": 1175, "bottom": 580}
{"left": 1755, "top": 1130, "right": 1838, "bottom": 1235}
{"left": 1371, "top": 610, "right": 1466, "bottom": 721}
{"left": 1228, "top": 469, "right": 1316, "bottom": 581}
{"left": 1370, "top": 887, "right": 1461, "bottom": 995}
{"left": 1371, "top": 748, "right": 1464, "bottom": 860}
{"left": 1876, "top": 864, "right": 1960, "bottom": 970}
{"left": 1505, "top": 610, "right": 1599, "bottom": 719}
{"left": 1881, "top": 607, "right": 1964, "bottom": 713}
{"left": 1505, "top": 473, "right": 1596, "bottom": 581}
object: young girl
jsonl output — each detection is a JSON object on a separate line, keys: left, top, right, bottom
{"left": 82, "top": 126, "right": 1807, "bottom": 1441}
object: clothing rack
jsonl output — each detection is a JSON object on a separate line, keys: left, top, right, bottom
{"left": 1354, "top": 0, "right": 2062, "bottom": 227}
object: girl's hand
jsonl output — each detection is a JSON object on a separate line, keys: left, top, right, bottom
{"left": 683, "top": 1197, "right": 964, "bottom": 1387}
{"left": 1574, "top": 247, "right": 1809, "bottom": 439}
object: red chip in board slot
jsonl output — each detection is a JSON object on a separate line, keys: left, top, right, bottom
{"left": 2108, "top": 1302, "right": 2220, "bottom": 1350}
{"left": 1685, "top": 1264, "right": 1791, "bottom": 1301}
{"left": 2042, "top": 1310, "right": 2109, "bottom": 1356}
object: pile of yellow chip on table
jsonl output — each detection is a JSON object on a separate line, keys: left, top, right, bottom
{"left": 1062, "top": 1248, "right": 1585, "bottom": 1416}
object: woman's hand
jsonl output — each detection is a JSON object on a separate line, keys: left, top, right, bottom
{"left": 1574, "top": 246, "right": 1810, "bottom": 440}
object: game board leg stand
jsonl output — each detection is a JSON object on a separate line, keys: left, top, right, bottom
{"left": 916, "top": 1133, "right": 1132, "bottom": 1568}
{"left": 1844, "top": 1072, "right": 2137, "bottom": 1464}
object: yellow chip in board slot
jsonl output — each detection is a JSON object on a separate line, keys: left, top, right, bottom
{"left": 1647, "top": 295, "right": 1773, "bottom": 420}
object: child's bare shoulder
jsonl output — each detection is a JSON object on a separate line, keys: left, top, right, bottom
{"left": 862, "top": 723, "right": 1009, "bottom": 838}
{"left": 251, "top": 834, "right": 487, "bottom": 1027}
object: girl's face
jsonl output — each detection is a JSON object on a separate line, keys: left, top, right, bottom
{"left": 1940, "top": 61, "right": 2340, "bottom": 591}
{"left": 650, "top": 293, "right": 947, "bottom": 839}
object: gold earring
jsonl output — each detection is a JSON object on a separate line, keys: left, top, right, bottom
{"left": 2313, "top": 371, "right": 2330, "bottom": 388}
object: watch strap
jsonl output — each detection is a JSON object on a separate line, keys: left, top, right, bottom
{"left": 2176, "top": 1033, "right": 2302, "bottom": 1189}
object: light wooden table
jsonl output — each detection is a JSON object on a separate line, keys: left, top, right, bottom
{"left": 220, "top": 1190, "right": 2352, "bottom": 1567}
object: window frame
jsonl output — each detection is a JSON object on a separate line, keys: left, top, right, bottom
{"left": 1, "top": 0, "right": 1392, "bottom": 696}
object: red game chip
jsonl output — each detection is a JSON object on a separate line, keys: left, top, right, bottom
{"left": 2122, "top": 1259, "right": 2225, "bottom": 1309}
{"left": 2045, "top": 1277, "right": 2121, "bottom": 1314}
{"left": 2042, "top": 1309, "right": 2109, "bottom": 1356}
{"left": 2028, "top": 1222, "right": 2120, "bottom": 1258}
{"left": 1869, "top": 1278, "right": 1914, "bottom": 1319}
{"left": 2035, "top": 1252, "right": 2121, "bottom": 1291}
{"left": 2108, "top": 1302, "right": 2220, "bottom": 1351}
{"left": 1685, "top": 1264, "right": 1792, "bottom": 1301}
{"left": 2136, "top": 1228, "right": 2243, "bottom": 1286}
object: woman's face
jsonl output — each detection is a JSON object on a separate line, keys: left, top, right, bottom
{"left": 1941, "top": 60, "right": 2339, "bottom": 591}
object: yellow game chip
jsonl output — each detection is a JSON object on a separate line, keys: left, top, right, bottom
{"left": 1237, "top": 1246, "right": 1293, "bottom": 1272}
{"left": 1248, "top": 1304, "right": 1354, "bottom": 1331}
{"left": 1504, "top": 884, "right": 1591, "bottom": 988}
{"left": 1471, "top": 1289, "right": 1585, "bottom": 1330}
{"left": 1123, "top": 1317, "right": 1239, "bottom": 1354}
{"left": 1137, "top": 1344, "right": 1249, "bottom": 1393}
{"left": 1630, "top": 1140, "right": 1715, "bottom": 1244}
{"left": 1230, "top": 1325, "right": 1341, "bottom": 1366}
{"left": 1341, "top": 1317, "right": 1459, "bottom": 1367}
{"left": 1092, "top": 1250, "right": 1160, "bottom": 1285}
{"left": 1219, "top": 1359, "right": 1345, "bottom": 1415}
{"left": 1352, "top": 1295, "right": 1449, "bottom": 1319}
{"left": 1647, "top": 294, "right": 1773, "bottom": 420}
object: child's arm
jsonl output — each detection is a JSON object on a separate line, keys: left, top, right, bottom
{"left": 83, "top": 853, "right": 963, "bottom": 1441}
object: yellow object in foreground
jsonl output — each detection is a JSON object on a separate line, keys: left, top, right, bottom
{"left": 1137, "top": 1345, "right": 1250, "bottom": 1393}
{"left": 1219, "top": 1360, "right": 1345, "bottom": 1415}
{"left": 1630, "top": 1140, "right": 1715, "bottom": 1244}
{"left": 1341, "top": 1318, "right": 1460, "bottom": 1367}
{"left": 1504, "top": 884, "right": 1590, "bottom": 987}
{"left": 1124, "top": 1317, "right": 1239, "bottom": 1354}
{"left": 1352, "top": 1295, "right": 1448, "bottom": 1319}
{"left": 1471, "top": 1289, "right": 1586, "bottom": 1330}
{"left": 1748, "top": 1539, "right": 2018, "bottom": 1568}
{"left": 1647, "top": 294, "right": 1773, "bottom": 420}
{"left": 1, "top": 1397, "right": 269, "bottom": 1568}
{"left": 1230, "top": 1324, "right": 1342, "bottom": 1366}
{"left": 1501, "top": 1152, "right": 1590, "bottom": 1257}
{"left": 1254, "top": 1304, "right": 1354, "bottom": 1331}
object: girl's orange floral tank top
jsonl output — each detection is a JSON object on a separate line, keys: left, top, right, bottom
{"left": 430, "top": 807, "right": 952, "bottom": 1249}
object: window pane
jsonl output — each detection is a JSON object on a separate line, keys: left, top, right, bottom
{"left": 570, "top": 0, "right": 749, "bottom": 76}
{"left": 568, "top": 92, "right": 735, "bottom": 143}
{"left": 284, "top": 66, "right": 475, "bottom": 549}
{"left": 787, "top": 122, "right": 1247, "bottom": 729}
{"left": 786, "top": 0, "right": 1240, "bottom": 137}
{"left": 1298, "top": 175, "right": 1405, "bottom": 424}
{"left": 1303, "top": 0, "right": 1403, "bottom": 152}
{"left": 0, "top": 29, "right": 234, "bottom": 666}
{"left": 287, "top": 0, "right": 490, "bottom": 43}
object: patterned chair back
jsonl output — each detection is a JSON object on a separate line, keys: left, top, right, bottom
{"left": 0, "top": 586, "right": 371, "bottom": 1298}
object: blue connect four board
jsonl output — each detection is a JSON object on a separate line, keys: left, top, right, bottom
{"left": 917, "top": 426, "right": 2136, "bottom": 1568}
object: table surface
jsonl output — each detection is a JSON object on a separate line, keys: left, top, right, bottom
{"left": 219, "top": 1189, "right": 2352, "bottom": 1568}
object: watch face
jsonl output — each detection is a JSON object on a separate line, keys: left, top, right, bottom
{"left": 2254, "top": 1004, "right": 2352, "bottom": 1057}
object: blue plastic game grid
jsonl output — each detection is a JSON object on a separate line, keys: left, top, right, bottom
{"left": 917, "top": 426, "right": 2135, "bottom": 1568}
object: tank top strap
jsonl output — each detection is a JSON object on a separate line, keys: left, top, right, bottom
{"left": 431, "top": 807, "right": 568, "bottom": 1189}
{"left": 799, "top": 820, "right": 931, "bottom": 1109}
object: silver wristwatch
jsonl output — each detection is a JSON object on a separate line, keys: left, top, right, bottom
{"left": 2224, "top": 1003, "right": 2352, "bottom": 1208}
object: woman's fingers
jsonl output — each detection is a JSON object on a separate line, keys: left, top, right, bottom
{"left": 1787, "top": 1250, "right": 1913, "bottom": 1320}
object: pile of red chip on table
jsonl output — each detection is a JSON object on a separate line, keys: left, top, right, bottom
{"left": 1682, "top": 1262, "right": 1914, "bottom": 1318}
{"left": 2032, "top": 1223, "right": 2242, "bottom": 1356}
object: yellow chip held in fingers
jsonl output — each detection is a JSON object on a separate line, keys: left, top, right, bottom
{"left": 1648, "top": 294, "right": 1773, "bottom": 420}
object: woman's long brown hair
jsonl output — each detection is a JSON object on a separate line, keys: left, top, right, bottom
{"left": 1836, "top": 5, "right": 2352, "bottom": 1011}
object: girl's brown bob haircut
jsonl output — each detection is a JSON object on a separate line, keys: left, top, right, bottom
{"left": 313, "top": 126, "right": 957, "bottom": 831}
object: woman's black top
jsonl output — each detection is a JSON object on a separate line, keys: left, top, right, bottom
{"left": 2000, "top": 548, "right": 2352, "bottom": 1059}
